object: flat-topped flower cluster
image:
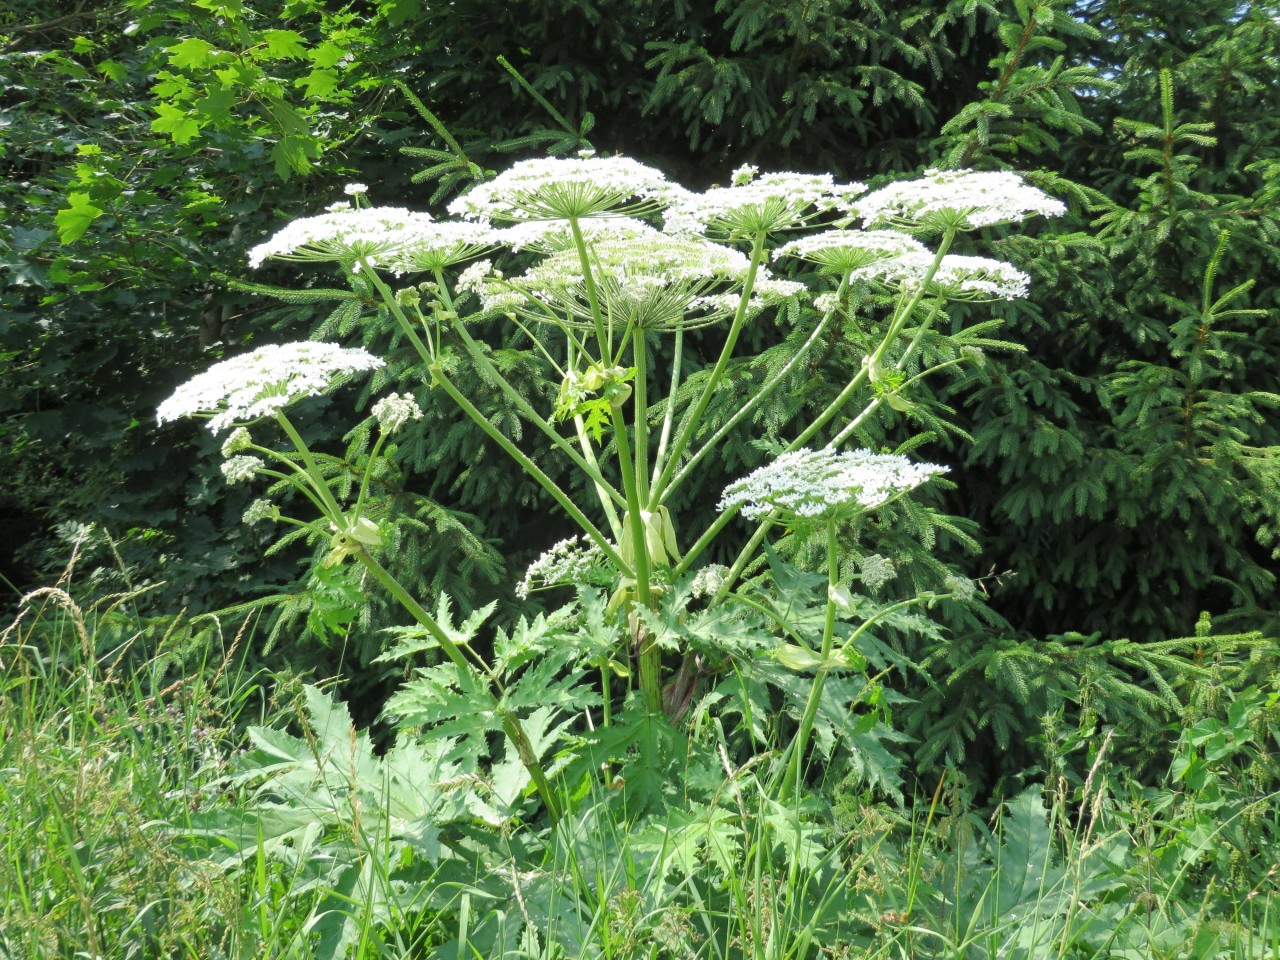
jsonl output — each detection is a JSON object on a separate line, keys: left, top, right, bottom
{"left": 719, "top": 449, "right": 948, "bottom": 522}
{"left": 157, "top": 342, "right": 384, "bottom": 434}
{"left": 240, "top": 158, "right": 1064, "bottom": 316}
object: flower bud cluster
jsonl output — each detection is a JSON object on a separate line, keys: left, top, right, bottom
{"left": 516, "top": 536, "right": 608, "bottom": 599}
{"left": 221, "top": 456, "right": 263, "bottom": 484}
{"left": 371, "top": 393, "right": 423, "bottom": 433}
{"left": 243, "top": 499, "right": 279, "bottom": 526}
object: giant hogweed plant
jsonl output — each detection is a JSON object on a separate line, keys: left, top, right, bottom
{"left": 157, "top": 156, "right": 1064, "bottom": 948}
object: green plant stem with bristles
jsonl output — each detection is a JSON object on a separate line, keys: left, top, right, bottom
{"left": 430, "top": 361, "right": 629, "bottom": 573}
{"left": 432, "top": 285, "right": 626, "bottom": 510}
{"left": 359, "top": 255, "right": 626, "bottom": 568}
{"left": 650, "top": 228, "right": 768, "bottom": 505}
{"left": 274, "top": 412, "right": 346, "bottom": 520}
{"left": 610, "top": 400, "right": 662, "bottom": 716}
{"left": 657, "top": 273, "right": 849, "bottom": 509}
{"left": 569, "top": 217, "right": 610, "bottom": 355}
{"left": 354, "top": 545, "right": 563, "bottom": 822}
{"left": 772, "top": 515, "right": 840, "bottom": 803}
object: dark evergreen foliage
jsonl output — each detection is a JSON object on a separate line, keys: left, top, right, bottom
{"left": 3, "top": 0, "right": 1277, "bottom": 776}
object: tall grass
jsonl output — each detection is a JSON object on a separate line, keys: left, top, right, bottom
{"left": 0, "top": 551, "right": 264, "bottom": 957}
{"left": 3, "top": 554, "right": 1277, "bottom": 958}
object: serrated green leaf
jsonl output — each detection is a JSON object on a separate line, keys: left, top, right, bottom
{"left": 167, "top": 37, "right": 219, "bottom": 70}
{"left": 55, "top": 193, "right": 104, "bottom": 244}
{"left": 259, "top": 29, "right": 308, "bottom": 60}
{"left": 150, "top": 102, "right": 201, "bottom": 144}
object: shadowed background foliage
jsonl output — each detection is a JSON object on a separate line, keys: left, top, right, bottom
{"left": 3, "top": 0, "right": 1277, "bottom": 737}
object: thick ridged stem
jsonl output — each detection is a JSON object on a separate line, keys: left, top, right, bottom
{"left": 355, "top": 547, "right": 562, "bottom": 822}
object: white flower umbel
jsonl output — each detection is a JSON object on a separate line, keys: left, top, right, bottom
{"left": 371, "top": 392, "right": 423, "bottom": 433}
{"left": 851, "top": 169, "right": 1066, "bottom": 232}
{"left": 719, "top": 448, "right": 947, "bottom": 522}
{"left": 773, "top": 229, "right": 929, "bottom": 273}
{"left": 247, "top": 207, "right": 438, "bottom": 269}
{"left": 158, "top": 342, "right": 384, "bottom": 434}
{"left": 220, "top": 426, "right": 253, "bottom": 457}
{"left": 690, "top": 564, "right": 730, "bottom": 599}
{"left": 494, "top": 220, "right": 800, "bottom": 330}
{"left": 664, "top": 168, "right": 866, "bottom": 236}
{"left": 448, "top": 156, "right": 683, "bottom": 222}
{"left": 379, "top": 220, "right": 505, "bottom": 274}
{"left": 344, "top": 183, "right": 369, "bottom": 196}
{"left": 858, "top": 252, "right": 1030, "bottom": 300}
{"left": 243, "top": 498, "right": 279, "bottom": 526}
{"left": 221, "top": 455, "right": 263, "bottom": 484}
{"left": 516, "top": 535, "right": 608, "bottom": 599}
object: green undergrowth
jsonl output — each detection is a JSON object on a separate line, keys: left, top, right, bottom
{"left": 2, "top": 567, "right": 1277, "bottom": 959}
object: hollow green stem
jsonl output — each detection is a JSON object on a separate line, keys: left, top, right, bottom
{"left": 445, "top": 315, "right": 625, "bottom": 509}
{"left": 247, "top": 446, "right": 339, "bottom": 518}
{"left": 352, "top": 432, "right": 388, "bottom": 521}
{"left": 651, "top": 228, "right": 768, "bottom": 503}
{"left": 354, "top": 546, "right": 562, "bottom": 822}
{"left": 773, "top": 516, "right": 840, "bottom": 803}
{"left": 569, "top": 217, "right": 609, "bottom": 356}
{"left": 632, "top": 331, "right": 651, "bottom": 506}
{"left": 431, "top": 267, "right": 625, "bottom": 509}
{"left": 609, "top": 402, "right": 661, "bottom": 715}
{"left": 651, "top": 327, "right": 684, "bottom": 494}
{"left": 431, "top": 363, "right": 630, "bottom": 575}
{"left": 358, "top": 257, "right": 437, "bottom": 365}
{"left": 659, "top": 276, "right": 847, "bottom": 507}
{"left": 865, "top": 228, "right": 957, "bottom": 376}
{"left": 275, "top": 413, "right": 345, "bottom": 520}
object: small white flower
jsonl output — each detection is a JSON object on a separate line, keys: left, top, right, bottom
{"left": 719, "top": 448, "right": 947, "bottom": 522}
{"left": 448, "top": 156, "right": 682, "bottom": 222}
{"left": 371, "top": 392, "right": 423, "bottom": 433}
{"left": 243, "top": 498, "right": 278, "bottom": 526}
{"left": 220, "top": 427, "right": 253, "bottom": 457}
{"left": 516, "top": 535, "right": 610, "bottom": 598}
{"left": 859, "top": 554, "right": 896, "bottom": 592}
{"left": 690, "top": 564, "right": 730, "bottom": 598}
{"left": 344, "top": 183, "right": 369, "bottom": 196}
{"left": 852, "top": 169, "right": 1066, "bottom": 231}
{"left": 731, "top": 164, "right": 759, "bottom": 186}
{"left": 247, "top": 207, "right": 437, "bottom": 269}
{"left": 221, "top": 455, "right": 263, "bottom": 484}
{"left": 157, "top": 341, "right": 384, "bottom": 434}
{"left": 665, "top": 170, "right": 866, "bottom": 236}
